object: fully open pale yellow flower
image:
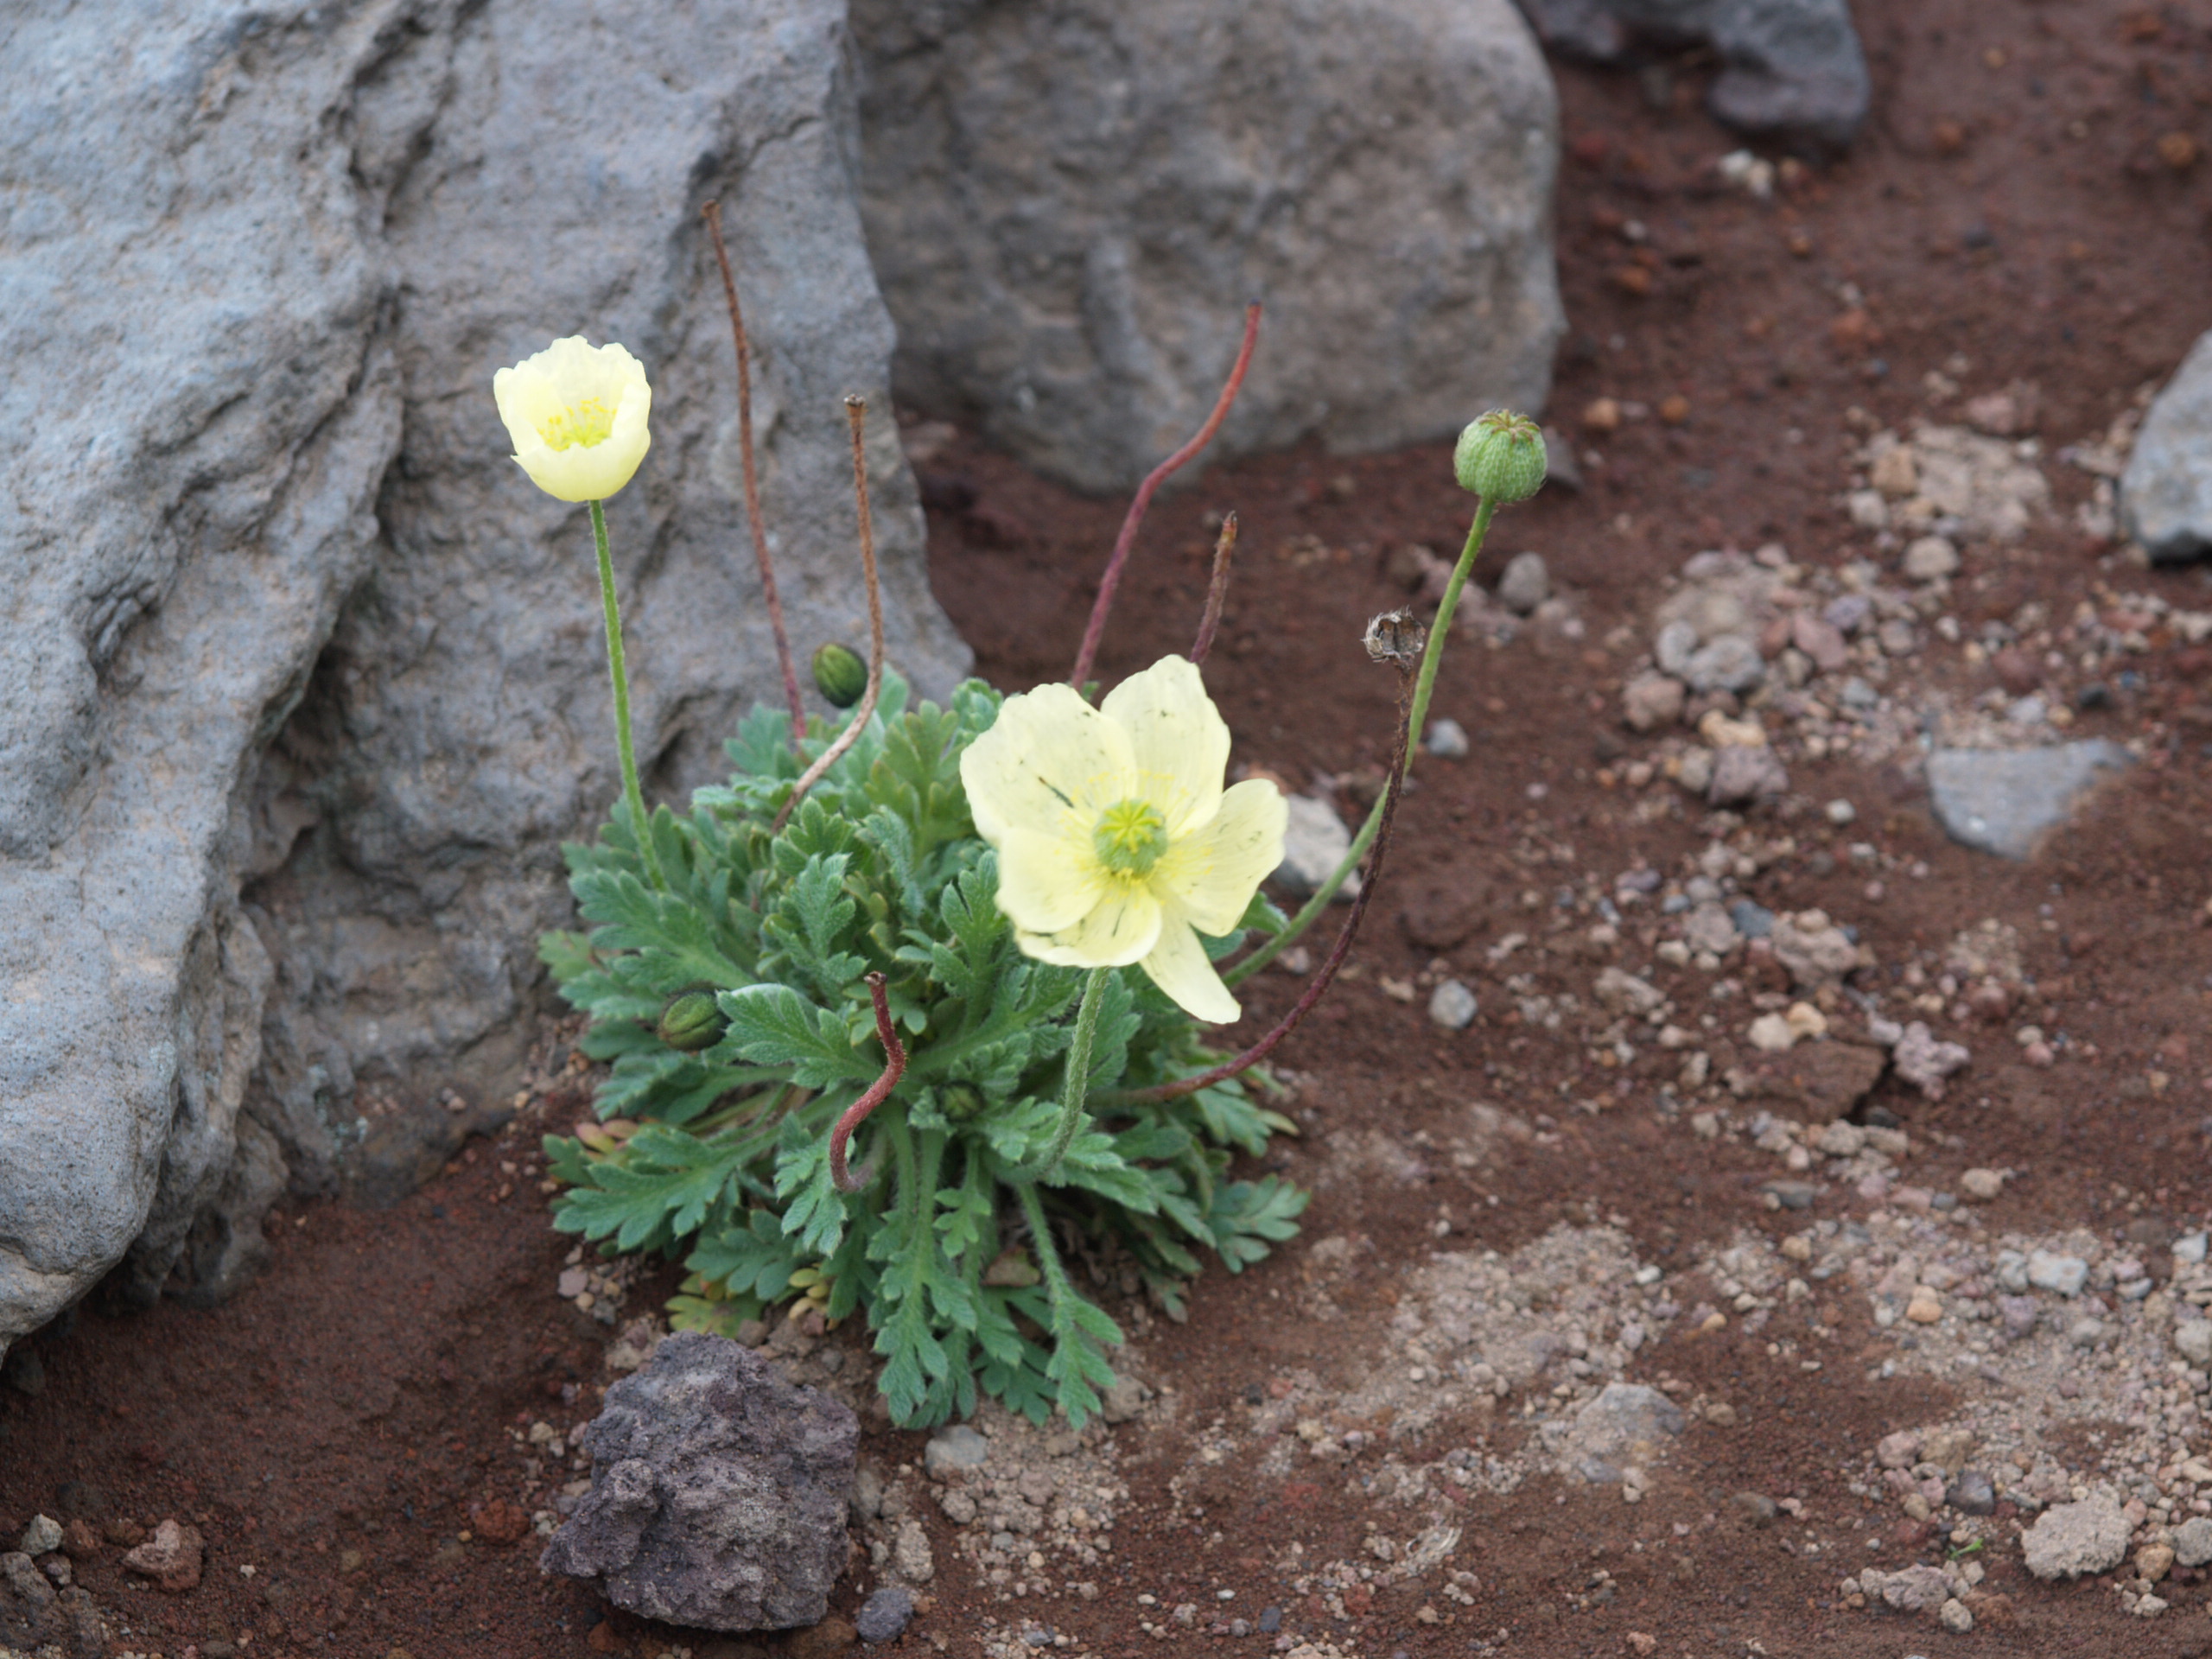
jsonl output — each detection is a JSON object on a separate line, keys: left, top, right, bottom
{"left": 493, "top": 336, "right": 652, "bottom": 502}
{"left": 961, "top": 655, "right": 1287, "bottom": 1023}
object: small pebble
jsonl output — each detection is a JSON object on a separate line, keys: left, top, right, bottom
{"left": 855, "top": 1585, "right": 916, "bottom": 1644}
{"left": 1427, "top": 979, "right": 1478, "bottom": 1031}
{"left": 1424, "top": 718, "right": 1470, "bottom": 759}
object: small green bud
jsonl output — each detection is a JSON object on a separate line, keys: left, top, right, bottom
{"left": 1452, "top": 410, "right": 1548, "bottom": 504}
{"left": 657, "top": 989, "right": 728, "bottom": 1052}
{"left": 811, "top": 643, "right": 868, "bottom": 709}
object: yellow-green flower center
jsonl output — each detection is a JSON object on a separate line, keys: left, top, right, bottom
{"left": 1092, "top": 798, "right": 1168, "bottom": 877}
{"left": 538, "top": 397, "right": 616, "bottom": 451}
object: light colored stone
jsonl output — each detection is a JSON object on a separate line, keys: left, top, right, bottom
{"left": 1424, "top": 718, "right": 1471, "bottom": 759}
{"left": 1878, "top": 1562, "right": 1948, "bottom": 1613}
{"left": 1904, "top": 1288, "right": 1942, "bottom": 1324}
{"left": 2171, "top": 1516, "right": 2212, "bottom": 1568}
{"left": 2121, "top": 329, "right": 2212, "bottom": 563}
{"left": 1621, "top": 671, "right": 1686, "bottom": 733}
{"left": 2025, "top": 1250, "right": 2089, "bottom": 1299}
{"left": 2138, "top": 1544, "right": 2175, "bottom": 1583}
{"left": 853, "top": 0, "right": 1562, "bottom": 493}
{"left": 1928, "top": 741, "right": 2133, "bottom": 860}
{"left": 1770, "top": 910, "right": 1859, "bottom": 988}
{"left": 2020, "top": 1497, "right": 2132, "bottom": 1580}
{"left": 1901, "top": 535, "right": 1961, "bottom": 581}
{"left": 1960, "top": 1167, "right": 2005, "bottom": 1201}
{"left": 892, "top": 1516, "right": 935, "bottom": 1585}
{"left": 1497, "top": 551, "right": 1552, "bottom": 614}
{"left": 1682, "top": 634, "right": 1766, "bottom": 695}
{"left": 1274, "top": 794, "right": 1358, "bottom": 900}
{"left": 1427, "top": 980, "right": 1479, "bottom": 1031}
{"left": 1938, "top": 1597, "right": 1974, "bottom": 1634}
{"left": 1, "top": 0, "right": 970, "bottom": 1355}
{"left": 1892, "top": 1021, "right": 1970, "bottom": 1100}
{"left": 1707, "top": 743, "right": 1789, "bottom": 807}
{"left": 16, "top": 1517, "right": 60, "bottom": 1560}
{"left": 2175, "top": 1320, "right": 2212, "bottom": 1367}
{"left": 923, "top": 1423, "right": 991, "bottom": 1478}
{"left": 1560, "top": 1382, "right": 1685, "bottom": 1485}
{"left": 1747, "top": 1013, "right": 1797, "bottom": 1053}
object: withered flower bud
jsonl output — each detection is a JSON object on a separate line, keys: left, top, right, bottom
{"left": 1363, "top": 609, "right": 1427, "bottom": 670}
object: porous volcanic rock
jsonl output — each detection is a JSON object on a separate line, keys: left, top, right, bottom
{"left": 541, "top": 1332, "right": 860, "bottom": 1630}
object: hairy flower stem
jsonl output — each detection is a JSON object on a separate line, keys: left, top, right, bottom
{"left": 591, "top": 499, "right": 670, "bottom": 893}
{"left": 1014, "top": 1177, "right": 1075, "bottom": 1332}
{"left": 702, "top": 201, "right": 806, "bottom": 740}
{"left": 1070, "top": 304, "right": 1261, "bottom": 689}
{"left": 1003, "top": 966, "right": 1112, "bottom": 1185}
{"left": 773, "top": 397, "right": 887, "bottom": 834}
{"left": 1100, "top": 657, "right": 1417, "bottom": 1106}
{"left": 1188, "top": 512, "right": 1238, "bottom": 666}
{"left": 830, "top": 973, "right": 906, "bottom": 1192}
{"left": 1226, "top": 498, "right": 1497, "bottom": 985}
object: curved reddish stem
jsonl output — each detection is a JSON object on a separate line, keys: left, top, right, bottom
{"left": 773, "top": 397, "right": 885, "bottom": 835}
{"left": 830, "top": 972, "right": 906, "bottom": 1192}
{"left": 1070, "top": 303, "right": 1261, "bottom": 688}
{"left": 1104, "top": 658, "right": 1416, "bottom": 1105}
{"left": 702, "top": 202, "right": 806, "bottom": 737}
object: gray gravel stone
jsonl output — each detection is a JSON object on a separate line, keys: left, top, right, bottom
{"left": 857, "top": 1585, "right": 917, "bottom": 1643}
{"left": 1928, "top": 741, "right": 2133, "bottom": 860}
{"left": 1274, "top": 795, "right": 1359, "bottom": 900}
{"left": 2175, "top": 1320, "right": 2212, "bottom": 1367}
{"left": 1947, "top": 1471, "right": 1995, "bottom": 1516}
{"left": 854, "top": 0, "right": 1563, "bottom": 493}
{"left": 1682, "top": 634, "right": 1767, "bottom": 695}
{"left": 541, "top": 1332, "right": 857, "bottom": 1630}
{"left": 1511, "top": 0, "right": 1870, "bottom": 143}
{"left": 2020, "top": 1496, "right": 2133, "bottom": 1580}
{"left": 2121, "top": 330, "right": 2212, "bottom": 564}
{"left": 1621, "top": 671, "right": 1687, "bottom": 732}
{"left": 1560, "top": 1382, "right": 1685, "bottom": 1484}
{"left": 1427, "top": 980, "right": 1480, "bottom": 1031}
{"left": 924, "top": 1423, "right": 992, "bottom": 1477}
{"left": 15, "top": 1519, "right": 60, "bottom": 1560}
{"left": 1707, "top": 743, "right": 1789, "bottom": 806}
{"left": 1497, "top": 551, "right": 1552, "bottom": 615}
{"left": 1655, "top": 620, "right": 1700, "bottom": 677}
{"left": 2172, "top": 1516, "right": 2212, "bottom": 1568}
{"left": 2026, "top": 1251, "right": 2089, "bottom": 1299}
{"left": 1878, "top": 1562, "right": 1950, "bottom": 1613}
{"left": 1424, "top": 719, "right": 1471, "bottom": 759}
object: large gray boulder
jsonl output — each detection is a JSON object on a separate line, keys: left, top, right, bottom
{"left": 1514, "top": 0, "right": 1869, "bottom": 146}
{"left": 0, "top": 0, "right": 969, "bottom": 1355}
{"left": 852, "top": 0, "right": 1563, "bottom": 494}
{"left": 2122, "top": 330, "right": 2212, "bottom": 564}
{"left": 542, "top": 1332, "right": 859, "bottom": 1630}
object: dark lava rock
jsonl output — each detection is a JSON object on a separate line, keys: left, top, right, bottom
{"left": 856, "top": 1585, "right": 916, "bottom": 1643}
{"left": 1, "top": 1551, "right": 107, "bottom": 1658}
{"left": 541, "top": 1332, "right": 858, "bottom": 1630}
{"left": 1948, "top": 1471, "right": 1997, "bottom": 1516}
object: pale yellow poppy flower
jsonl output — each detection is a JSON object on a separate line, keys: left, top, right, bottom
{"left": 493, "top": 336, "right": 652, "bottom": 502}
{"left": 961, "top": 655, "right": 1287, "bottom": 1023}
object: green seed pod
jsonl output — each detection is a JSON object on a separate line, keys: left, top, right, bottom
{"left": 811, "top": 643, "right": 868, "bottom": 709}
{"left": 1452, "top": 410, "right": 1548, "bottom": 504}
{"left": 657, "top": 989, "right": 727, "bottom": 1052}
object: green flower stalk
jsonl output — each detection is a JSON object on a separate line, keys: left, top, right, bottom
{"left": 494, "top": 336, "right": 668, "bottom": 892}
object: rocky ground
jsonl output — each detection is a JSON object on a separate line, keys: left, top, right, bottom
{"left": 6, "top": 0, "right": 2212, "bottom": 1656}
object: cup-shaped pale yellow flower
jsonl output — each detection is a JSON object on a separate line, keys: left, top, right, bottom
{"left": 961, "top": 655, "right": 1287, "bottom": 1023}
{"left": 493, "top": 336, "right": 652, "bottom": 502}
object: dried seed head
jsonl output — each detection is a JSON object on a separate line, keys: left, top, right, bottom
{"left": 1363, "top": 609, "right": 1427, "bottom": 669}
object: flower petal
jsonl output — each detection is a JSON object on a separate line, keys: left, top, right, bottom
{"left": 1139, "top": 907, "right": 1241, "bottom": 1024}
{"left": 493, "top": 338, "right": 652, "bottom": 502}
{"left": 1150, "top": 778, "right": 1288, "bottom": 936}
{"left": 1100, "top": 655, "right": 1228, "bottom": 838}
{"left": 1015, "top": 882, "right": 1162, "bottom": 969}
{"left": 960, "top": 683, "right": 1135, "bottom": 849}
{"left": 992, "top": 827, "right": 1108, "bottom": 935}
